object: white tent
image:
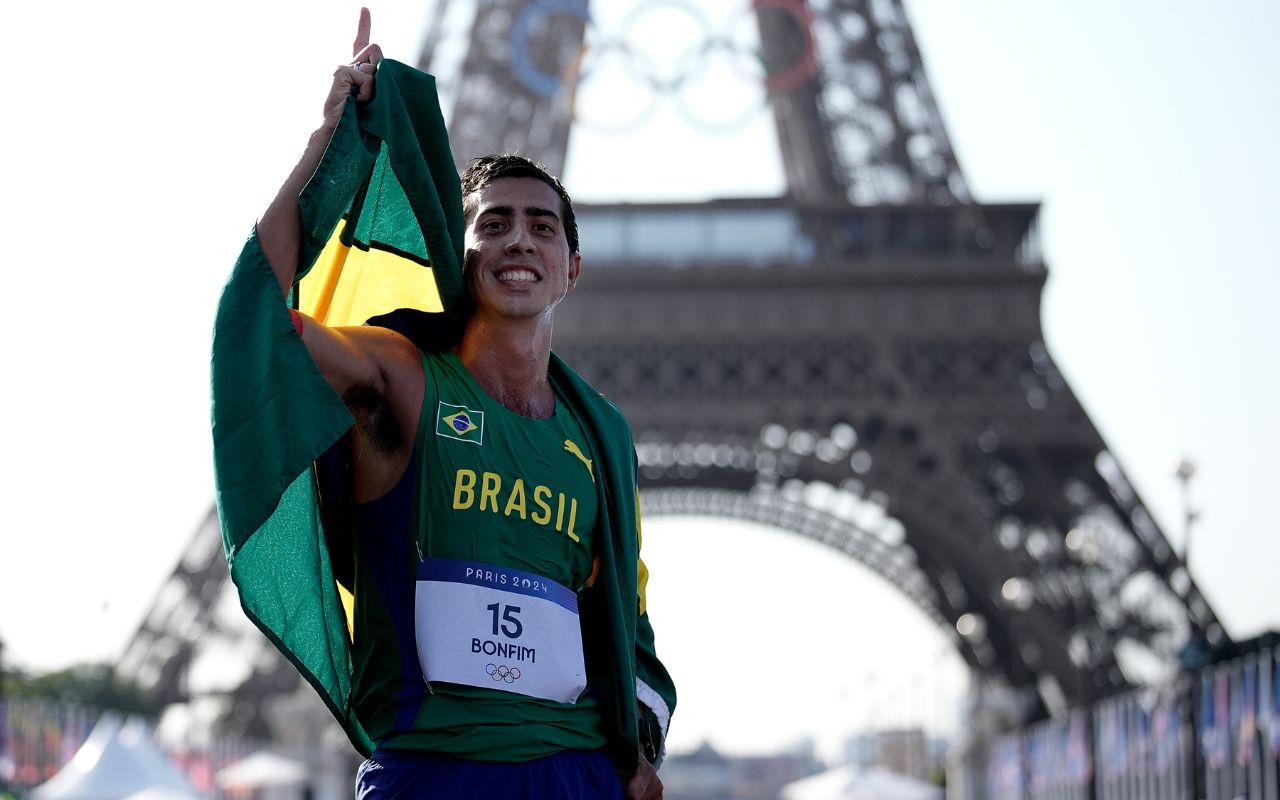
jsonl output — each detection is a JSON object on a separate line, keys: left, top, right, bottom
{"left": 30, "top": 713, "right": 203, "bottom": 800}
{"left": 216, "top": 751, "right": 309, "bottom": 790}
{"left": 122, "top": 789, "right": 208, "bottom": 800}
{"left": 781, "top": 765, "right": 944, "bottom": 800}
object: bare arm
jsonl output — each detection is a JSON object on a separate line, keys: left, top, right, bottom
{"left": 259, "top": 8, "right": 381, "bottom": 300}
{"left": 248, "top": 10, "right": 421, "bottom": 492}
{"left": 250, "top": 8, "right": 415, "bottom": 405}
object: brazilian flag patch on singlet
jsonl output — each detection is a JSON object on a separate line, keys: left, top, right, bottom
{"left": 437, "top": 402, "right": 485, "bottom": 444}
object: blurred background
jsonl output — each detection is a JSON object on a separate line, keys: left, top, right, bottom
{"left": 2, "top": 1, "right": 1277, "bottom": 798}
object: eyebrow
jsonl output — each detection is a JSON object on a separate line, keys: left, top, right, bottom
{"left": 481, "top": 205, "right": 561, "bottom": 223}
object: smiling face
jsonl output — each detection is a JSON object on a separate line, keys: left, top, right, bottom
{"left": 462, "top": 176, "right": 581, "bottom": 323}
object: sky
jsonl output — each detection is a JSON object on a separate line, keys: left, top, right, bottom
{"left": 2, "top": 0, "right": 1278, "bottom": 762}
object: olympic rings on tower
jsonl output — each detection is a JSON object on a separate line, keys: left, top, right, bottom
{"left": 505, "top": 0, "right": 819, "bottom": 133}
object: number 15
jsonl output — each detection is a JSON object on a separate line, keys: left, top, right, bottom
{"left": 486, "top": 603, "right": 523, "bottom": 638}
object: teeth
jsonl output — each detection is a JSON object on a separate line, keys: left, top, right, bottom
{"left": 498, "top": 269, "right": 537, "bottom": 282}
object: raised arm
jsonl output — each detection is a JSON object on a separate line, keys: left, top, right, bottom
{"left": 258, "top": 8, "right": 381, "bottom": 298}
{"left": 248, "top": 9, "right": 422, "bottom": 496}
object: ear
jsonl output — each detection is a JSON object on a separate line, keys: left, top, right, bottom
{"left": 566, "top": 253, "right": 582, "bottom": 291}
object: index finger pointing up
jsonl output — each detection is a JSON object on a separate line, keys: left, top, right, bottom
{"left": 353, "top": 7, "right": 371, "bottom": 58}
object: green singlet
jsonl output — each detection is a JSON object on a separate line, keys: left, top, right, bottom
{"left": 348, "top": 350, "right": 607, "bottom": 760}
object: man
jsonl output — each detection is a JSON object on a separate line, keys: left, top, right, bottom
{"left": 240, "top": 9, "right": 673, "bottom": 799}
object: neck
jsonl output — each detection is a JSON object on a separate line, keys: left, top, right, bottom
{"left": 456, "top": 315, "right": 556, "bottom": 419}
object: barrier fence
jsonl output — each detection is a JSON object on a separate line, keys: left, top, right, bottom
{"left": 0, "top": 696, "right": 262, "bottom": 796}
{"left": 985, "top": 644, "right": 1279, "bottom": 800}
{"left": 5, "top": 645, "right": 1277, "bottom": 798}
{"left": 0, "top": 697, "right": 96, "bottom": 791}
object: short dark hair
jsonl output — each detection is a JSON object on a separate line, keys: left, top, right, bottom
{"left": 460, "top": 154, "right": 579, "bottom": 254}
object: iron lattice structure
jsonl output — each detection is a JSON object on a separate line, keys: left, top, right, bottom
{"left": 118, "top": 0, "right": 1225, "bottom": 735}
{"left": 554, "top": 197, "right": 1223, "bottom": 711}
{"left": 116, "top": 510, "right": 309, "bottom": 739}
{"left": 427, "top": 0, "right": 1227, "bottom": 711}
{"left": 757, "top": 0, "right": 970, "bottom": 204}
{"left": 423, "top": 0, "right": 969, "bottom": 204}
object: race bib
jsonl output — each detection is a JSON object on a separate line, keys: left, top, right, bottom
{"left": 414, "top": 558, "right": 588, "bottom": 703}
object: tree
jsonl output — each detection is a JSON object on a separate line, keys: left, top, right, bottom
{"left": 5, "top": 663, "right": 162, "bottom": 718}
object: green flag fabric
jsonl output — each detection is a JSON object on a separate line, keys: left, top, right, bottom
{"left": 211, "top": 60, "right": 673, "bottom": 765}
{"left": 212, "top": 60, "right": 461, "bottom": 756}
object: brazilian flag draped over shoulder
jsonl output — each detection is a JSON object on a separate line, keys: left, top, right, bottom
{"left": 211, "top": 60, "right": 675, "bottom": 766}
{"left": 211, "top": 61, "right": 461, "bottom": 755}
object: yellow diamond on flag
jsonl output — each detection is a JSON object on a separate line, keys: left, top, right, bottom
{"left": 444, "top": 411, "right": 476, "bottom": 434}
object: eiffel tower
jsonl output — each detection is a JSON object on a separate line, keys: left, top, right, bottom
{"left": 117, "top": 0, "right": 1226, "bottom": 751}
{"left": 423, "top": 0, "right": 1229, "bottom": 711}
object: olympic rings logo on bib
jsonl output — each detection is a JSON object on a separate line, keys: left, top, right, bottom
{"left": 486, "top": 663, "right": 523, "bottom": 684}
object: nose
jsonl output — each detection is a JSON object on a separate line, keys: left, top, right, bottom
{"left": 504, "top": 223, "right": 535, "bottom": 254}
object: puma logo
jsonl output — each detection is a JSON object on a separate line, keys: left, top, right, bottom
{"left": 564, "top": 439, "right": 594, "bottom": 483}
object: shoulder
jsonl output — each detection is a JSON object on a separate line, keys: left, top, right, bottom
{"left": 588, "top": 391, "right": 632, "bottom": 438}
{"left": 334, "top": 326, "right": 426, "bottom": 427}
{"left": 344, "top": 324, "right": 422, "bottom": 381}
{"left": 348, "top": 323, "right": 420, "bottom": 358}
{"left": 551, "top": 354, "right": 636, "bottom": 455}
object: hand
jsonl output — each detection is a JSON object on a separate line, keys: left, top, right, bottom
{"left": 321, "top": 7, "right": 384, "bottom": 129}
{"left": 625, "top": 753, "right": 663, "bottom": 800}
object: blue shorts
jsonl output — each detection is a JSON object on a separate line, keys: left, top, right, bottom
{"left": 355, "top": 748, "right": 624, "bottom": 799}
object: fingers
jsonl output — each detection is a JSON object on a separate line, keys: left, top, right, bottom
{"left": 328, "top": 7, "right": 378, "bottom": 121}
{"left": 353, "top": 7, "right": 371, "bottom": 58}
{"left": 625, "top": 763, "right": 663, "bottom": 800}
{"left": 340, "top": 64, "right": 376, "bottom": 103}
{"left": 352, "top": 42, "right": 383, "bottom": 67}
{"left": 347, "top": 41, "right": 381, "bottom": 104}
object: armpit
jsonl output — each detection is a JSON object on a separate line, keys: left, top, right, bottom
{"left": 343, "top": 382, "right": 404, "bottom": 456}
